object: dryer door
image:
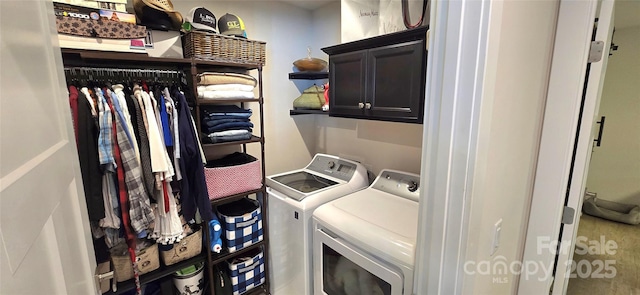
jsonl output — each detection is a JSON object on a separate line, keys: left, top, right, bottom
{"left": 314, "top": 227, "right": 404, "bottom": 295}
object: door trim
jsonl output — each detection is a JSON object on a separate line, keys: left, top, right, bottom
{"left": 413, "top": 0, "right": 493, "bottom": 294}
{"left": 517, "top": 0, "right": 600, "bottom": 293}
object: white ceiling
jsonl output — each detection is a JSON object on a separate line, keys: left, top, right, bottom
{"left": 280, "top": 0, "right": 337, "bottom": 11}
{"left": 615, "top": 0, "right": 640, "bottom": 29}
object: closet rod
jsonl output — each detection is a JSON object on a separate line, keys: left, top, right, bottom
{"left": 64, "top": 67, "right": 182, "bottom": 76}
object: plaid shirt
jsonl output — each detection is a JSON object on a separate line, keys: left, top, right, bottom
{"left": 112, "top": 95, "right": 154, "bottom": 234}
{"left": 95, "top": 88, "right": 115, "bottom": 167}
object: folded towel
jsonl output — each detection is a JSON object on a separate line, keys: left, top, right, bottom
{"left": 198, "top": 90, "right": 255, "bottom": 100}
{"left": 197, "top": 72, "right": 257, "bottom": 87}
{"left": 197, "top": 84, "right": 255, "bottom": 92}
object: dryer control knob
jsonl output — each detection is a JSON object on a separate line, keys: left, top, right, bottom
{"left": 328, "top": 161, "right": 336, "bottom": 169}
{"left": 407, "top": 181, "right": 419, "bottom": 192}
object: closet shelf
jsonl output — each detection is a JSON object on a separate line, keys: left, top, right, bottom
{"left": 289, "top": 109, "right": 328, "bottom": 115}
{"left": 104, "top": 253, "right": 206, "bottom": 295}
{"left": 198, "top": 98, "right": 261, "bottom": 104}
{"left": 201, "top": 136, "right": 263, "bottom": 150}
{"left": 209, "top": 187, "right": 265, "bottom": 206}
{"left": 60, "top": 49, "right": 260, "bottom": 70}
{"left": 288, "top": 71, "right": 329, "bottom": 80}
{"left": 210, "top": 240, "right": 265, "bottom": 265}
{"left": 244, "top": 286, "right": 269, "bottom": 295}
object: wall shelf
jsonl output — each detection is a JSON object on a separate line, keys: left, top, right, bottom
{"left": 288, "top": 71, "right": 329, "bottom": 80}
{"left": 289, "top": 109, "right": 328, "bottom": 116}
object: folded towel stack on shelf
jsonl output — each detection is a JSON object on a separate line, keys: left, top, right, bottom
{"left": 201, "top": 105, "right": 254, "bottom": 143}
{"left": 196, "top": 72, "right": 257, "bottom": 100}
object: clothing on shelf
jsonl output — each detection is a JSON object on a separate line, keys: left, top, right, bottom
{"left": 201, "top": 105, "right": 254, "bottom": 144}
{"left": 196, "top": 72, "right": 257, "bottom": 100}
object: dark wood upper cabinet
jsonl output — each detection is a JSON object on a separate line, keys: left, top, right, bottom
{"left": 323, "top": 26, "right": 428, "bottom": 124}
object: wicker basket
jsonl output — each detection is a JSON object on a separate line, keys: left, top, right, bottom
{"left": 111, "top": 244, "right": 160, "bottom": 282}
{"left": 183, "top": 31, "right": 266, "bottom": 66}
{"left": 160, "top": 228, "right": 203, "bottom": 266}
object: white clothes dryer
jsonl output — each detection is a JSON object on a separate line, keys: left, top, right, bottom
{"left": 266, "top": 154, "right": 369, "bottom": 295}
{"left": 312, "top": 169, "right": 421, "bottom": 295}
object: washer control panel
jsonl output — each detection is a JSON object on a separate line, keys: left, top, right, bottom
{"left": 306, "top": 154, "right": 360, "bottom": 182}
{"left": 372, "top": 169, "right": 421, "bottom": 201}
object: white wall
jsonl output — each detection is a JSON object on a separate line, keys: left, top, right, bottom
{"left": 172, "top": 1, "right": 319, "bottom": 175}
{"left": 462, "top": 1, "right": 558, "bottom": 294}
{"left": 585, "top": 26, "right": 640, "bottom": 206}
{"left": 311, "top": 1, "right": 424, "bottom": 175}
{"left": 179, "top": 0, "right": 423, "bottom": 176}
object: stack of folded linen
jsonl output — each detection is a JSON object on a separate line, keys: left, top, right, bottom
{"left": 201, "top": 105, "right": 254, "bottom": 143}
{"left": 197, "top": 72, "right": 257, "bottom": 100}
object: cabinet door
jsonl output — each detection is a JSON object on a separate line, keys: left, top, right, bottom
{"left": 329, "top": 50, "right": 368, "bottom": 118}
{"left": 367, "top": 40, "right": 425, "bottom": 123}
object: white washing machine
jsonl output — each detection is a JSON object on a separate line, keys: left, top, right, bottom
{"left": 312, "top": 169, "right": 421, "bottom": 295}
{"left": 267, "top": 154, "right": 369, "bottom": 295}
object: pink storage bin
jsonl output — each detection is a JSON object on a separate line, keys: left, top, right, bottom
{"left": 205, "top": 153, "right": 262, "bottom": 200}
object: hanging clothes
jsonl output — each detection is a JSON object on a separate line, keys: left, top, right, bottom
{"left": 174, "top": 89, "right": 214, "bottom": 222}
{"left": 74, "top": 87, "right": 105, "bottom": 221}
{"left": 132, "top": 86, "right": 156, "bottom": 199}
{"left": 110, "top": 89, "right": 154, "bottom": 235}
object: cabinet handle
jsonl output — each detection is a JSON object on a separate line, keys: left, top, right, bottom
{"left": 358, "top": 102, "right": 365, "bottom": 109}
{"left": 365, "top": 102, "right": 372, "bottom": 110}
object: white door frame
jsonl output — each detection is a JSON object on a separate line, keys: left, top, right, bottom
{"left": 414, "top": 0, "right": 493, "bottom": 293}
{"left": 415, "top": 0, "right": 606, "bottom": 294}
{"left": 518, "top": 0, "right": 614, "bottom": 293}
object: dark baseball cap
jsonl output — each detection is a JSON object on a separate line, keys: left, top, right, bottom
{"left": 186, "top": 7, "right": 217, "bottom": 33}
{"left": 218, "top": 13, "right": 247, "bottom": 38}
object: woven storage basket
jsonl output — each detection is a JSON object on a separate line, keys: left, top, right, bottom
{"left": 111, "top": 244, "right": 160, "bottom": 282}
{"left": 204, "top": 153, "right": 262, "bottom": 200}
{"left": 160, "top": 228, "right": 203, "bottom": 266}
{"left": 183, "top": 31, "right": 266, "bottom": 66}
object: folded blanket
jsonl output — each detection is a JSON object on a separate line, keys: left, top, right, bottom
{"left": 203, "top": 131, "right": 253, "bottom": 144}
{"left": 204, "top": 121, "right": 254, "bottom": 133}
{"left": 202, "top": 105, "right": 252, "bottom": 114}
{"left": 211, "top": 129, "right": 251, "bottom": 137}
{"left": 202, "top": 118, "right": 250, "bottom": 128}
{"left": 197, "top": 72, "right": 257, "bottom": 87}
{"left": 197, "top": 84, "right": 255, "bottom": 92}
{"left": 209, "top": 134, "right": 252, "bottom": 143}
{"left": 198, "top": 90, "right": 255, "bottom": 100}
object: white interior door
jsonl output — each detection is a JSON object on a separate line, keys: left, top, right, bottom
{"left": 0, "top": 1, "right": 97, "bottom": 294}
{"left": 551, "top": 1, "right": 615, "bottom": 294}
